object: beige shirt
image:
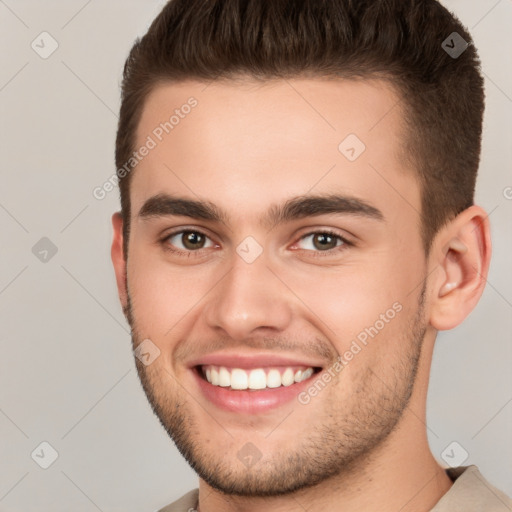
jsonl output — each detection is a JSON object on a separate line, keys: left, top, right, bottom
{"left": 155, "top": 465, "right": 512, "bottom": 512}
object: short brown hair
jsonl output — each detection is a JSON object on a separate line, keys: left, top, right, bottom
{"left": 115, "top": 0, "right": 484, "bottom": 256}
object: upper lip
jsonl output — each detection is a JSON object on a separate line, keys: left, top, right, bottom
{"left": 188, "top": 351, "right": 326, "bottom": 370}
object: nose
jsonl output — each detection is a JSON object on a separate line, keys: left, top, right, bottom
{"left": 203, "top": 251, "right": 293, "bottom": 341}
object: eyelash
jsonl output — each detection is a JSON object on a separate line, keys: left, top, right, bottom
{"left": 160, "top": 229, "right": 352, "bottom": 259}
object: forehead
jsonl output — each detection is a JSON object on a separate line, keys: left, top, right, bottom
{"left": 130, "top": 77, "right": 418, "bottom": 225}
{"left": 136, "top": 77, "right": 403, "bottom": 153}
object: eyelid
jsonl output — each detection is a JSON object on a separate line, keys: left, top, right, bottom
{"left": 161, "top": 226, "right": 215, "bottom": 242}
{"left": 167, "top": 230, "right": 215, "bottom": 248}
{"left": 290, "top": 229, "right": 353, "bottom": 255}
{"left": 160, "top": 227, "right": 218, "bottom": 257}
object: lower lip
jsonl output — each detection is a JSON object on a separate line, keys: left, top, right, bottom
{"left": 192, "top": 368, "right": 318, "bottom": 414}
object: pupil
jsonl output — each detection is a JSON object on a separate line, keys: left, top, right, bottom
{"left": 183, "top": 231, "right": 204, "bottom": 249}
{"left": 314, "top": 233, "right": 336, "bottom": 250}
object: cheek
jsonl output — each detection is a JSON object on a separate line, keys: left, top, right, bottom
{"left": 277, "top": 261, "right": 387, "bottom": 319}
{"left": 126, "top": 250, "right": 215, "bottom": 338}
{"left": 127, "top": 236, "right": 423, "bottom": 360}
{"left": 274, "top": 251, "right": 420, "bottom": 354}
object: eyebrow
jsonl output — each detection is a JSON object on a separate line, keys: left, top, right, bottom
{"left": 138, "top": 192, "right": 384, "bottom": 230}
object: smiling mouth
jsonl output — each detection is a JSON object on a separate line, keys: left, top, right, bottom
{"left": 198, "top": 365, "right": 321, "bottom": 390}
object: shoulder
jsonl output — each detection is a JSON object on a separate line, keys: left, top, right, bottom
{"left": 431, "top": 465, "right": 512, "bottom": 511}
{"left": 154, "top": 489, "right": 199, "bottom": 512}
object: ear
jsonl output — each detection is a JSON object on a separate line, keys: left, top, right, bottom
{"left": 429, "top": 205, "right": 492, "bottom": 330}
{"left": 111, "top": 212, "right": 128, "bottom": 312}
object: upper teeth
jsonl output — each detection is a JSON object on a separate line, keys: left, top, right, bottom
{"left": 203, "top": 365, "right": 314, "bottom": 390}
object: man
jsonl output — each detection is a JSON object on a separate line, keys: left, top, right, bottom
{"left": 111, "top": 0, "right": 512, "bottom": 510}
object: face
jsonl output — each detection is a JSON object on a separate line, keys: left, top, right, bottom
{"left": 118, "top": 78, "right": 431, "bottom": 495}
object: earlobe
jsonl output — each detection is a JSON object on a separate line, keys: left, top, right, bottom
{"left": 111, "top": 212, "right": 128, "bottom": 312}
{"left": 430, "top": 206, "right": 492, "bottom": 330}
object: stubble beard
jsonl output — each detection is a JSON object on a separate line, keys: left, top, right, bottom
{"left": 126, "top": 286, "right": 426, "bottom": 497}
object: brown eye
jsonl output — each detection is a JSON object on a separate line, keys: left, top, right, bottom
{"left": 181, "top": 231, "right": 206, "bottom": 250}
{"left": 311, "top": 233, "right": 339, "bottom": 250}
{"left": 298, "top": 231, "right": 345, "bottom": 252}
{"left": 164, "top": 230, "right": 215, "bottom": 252}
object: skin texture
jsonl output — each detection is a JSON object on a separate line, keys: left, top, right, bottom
{"left": 111, "top": 78, "right": 491, "bottom": 512}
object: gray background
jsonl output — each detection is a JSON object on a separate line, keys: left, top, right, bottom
{"left": 0, "top": 1, "right": 511, "bottom": 511}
